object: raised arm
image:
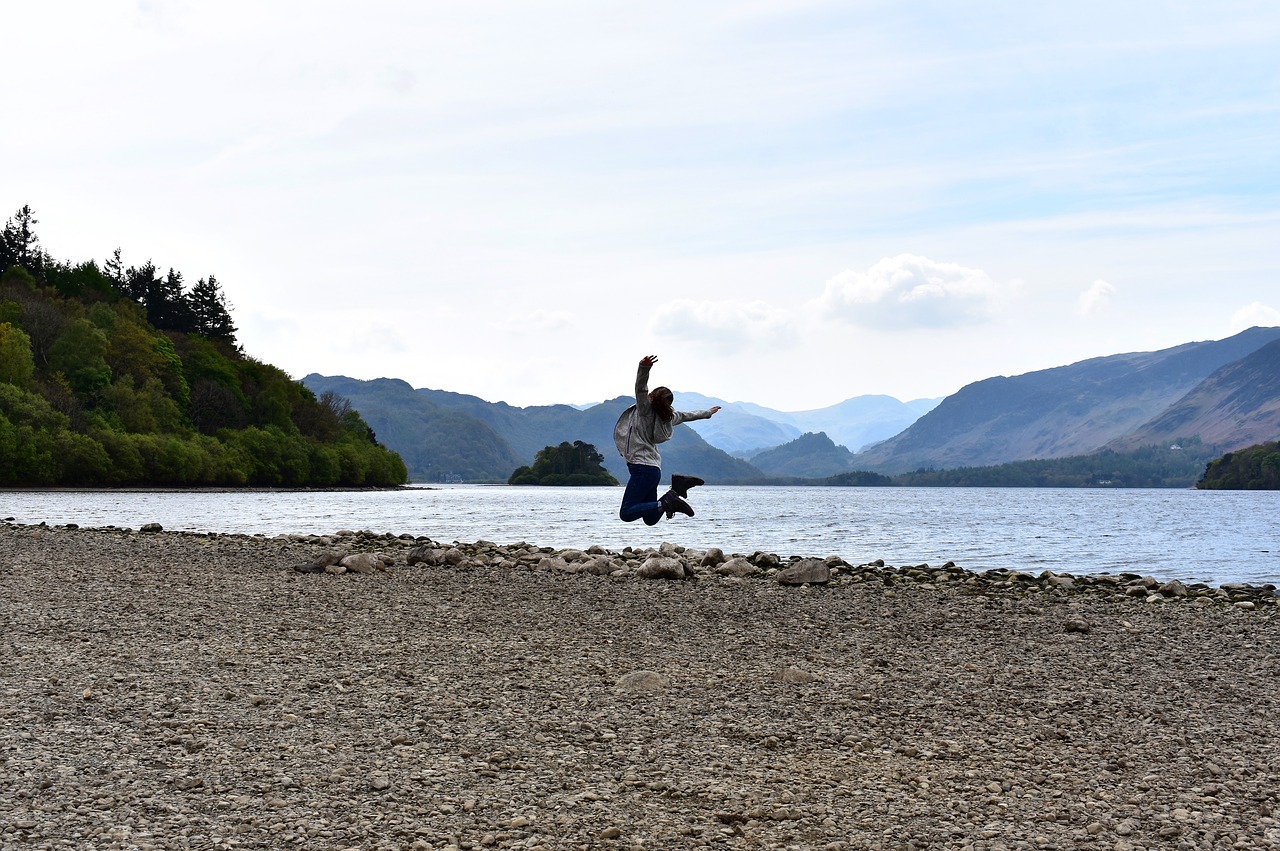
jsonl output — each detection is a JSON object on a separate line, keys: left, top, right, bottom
{"left": 635, "top": 355, "right": 657, "bottom": 410}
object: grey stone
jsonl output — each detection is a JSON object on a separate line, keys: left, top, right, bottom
{"left": 340, "top": 553, "right": 380, "bottom": 575}
{"left": 616, "top": 670, "right": 668, "bottom": 691}
{"left": 778, "top": 558, "right": 831, "bottom": 586}
{"left": 772, "top": 666, "right": 821, "bottom": 684}
{"left": 700, "top": 547, "right": 726, "bottom": 567}
{"left": 636, "top": 556, "right": 686, "bottom": 580}
{"left": 716, "top": 557, "right": 759, "bottom": 578}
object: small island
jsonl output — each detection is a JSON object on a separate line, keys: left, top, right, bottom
{"left": 508, "top": 440, "right": 619, "bottom": 486}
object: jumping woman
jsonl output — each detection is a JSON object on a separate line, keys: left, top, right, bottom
{"left": 614, "top": 354, "right": 720, "bottom": 524}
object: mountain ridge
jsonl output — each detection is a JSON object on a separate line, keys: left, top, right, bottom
{"left": 302, "top": 375, "right": 765, "bottom": 483}
{"left": 305, "top": 326, "right": 1280, "bottom": 483}
{"left": 850, "top": 326, "right": 1280, "bottom": 474}
{"left": 1109, "top": 337, "right": 1280, "bottom": 453}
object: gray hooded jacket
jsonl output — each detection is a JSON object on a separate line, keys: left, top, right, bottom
{"left": 613, "top": 362, "right": 714, "bottom": 467}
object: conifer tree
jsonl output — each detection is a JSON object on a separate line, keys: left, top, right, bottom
{"left": 1, "top": 205, "right": 46, "bottom": 277}
{"left": 189, "top": 275, "right": 238, "bottom": 343}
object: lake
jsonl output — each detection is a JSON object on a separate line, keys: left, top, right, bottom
{"left": 3, "top": 485, "right": 1277, "bottom": 588}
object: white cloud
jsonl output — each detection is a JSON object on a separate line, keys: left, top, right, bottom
{"left": 506, "top": 309, "right": 575, "bottom": 336}
{"left": 815, "top": 254, "right": 1007, "bottom": 329}
{"left": 1075, "top": 279, "right": 1116, "bottom": 317}
{"left": 331, "top": 321, "right": 408, "bottom": 355}
{"left": 650, "top": 298, "right": 795, "bottom": 353}
{"left": 1229, "top": 301, "right": 1280, "bottom": 331}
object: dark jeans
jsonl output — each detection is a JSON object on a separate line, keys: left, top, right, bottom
{"left": 619, "top": 463, "right": 664, "bottom": 525}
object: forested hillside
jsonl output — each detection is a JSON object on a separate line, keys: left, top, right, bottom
{"left": 0, "top": 206, "right": 406, "bottom": 487}
{"left": 748, "top": 432, "right": 858, "bottom": 478}
{"left": 1197, "top": 442, "right": 1280, "bottom": 490}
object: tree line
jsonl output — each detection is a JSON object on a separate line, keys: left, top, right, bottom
{"left": 1197, "top": 441, "right": 1280, "bottom": 490}
{"left": 2, "top": 206, "right": 237, "bottom": 343}
{"left": 887, "top": 441, "right": 1215, "bottom": 488}
{"left": 0, "top": 205, "right": 406, "bottom": 487}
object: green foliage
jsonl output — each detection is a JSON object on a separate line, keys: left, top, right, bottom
{"left": 47, "top": 259, "right": 115, "bottom": 300}
{"left": 0, "top": 205, "right": 407, "bottom": 488}
{"left": 893, "top": 440, "right": 1216, "bottom": 488}
{"left": 49, "top": 317, "right": 112, "bottom": 398}
{"left": 509, "top": 440, "right": 619, "bottom": 486}
{"left": 0, "top": 322, "right": 35, "bottom": 387}
{"left": 1197, "top": 441, "right": 1280, "bottom": 490}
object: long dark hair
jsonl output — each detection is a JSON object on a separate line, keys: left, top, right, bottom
{"left": 649, "top": 386, "right": 674, "bottom": 422}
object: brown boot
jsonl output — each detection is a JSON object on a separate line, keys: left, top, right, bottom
{"left": 660, "top": 490, "right": 695, "bottom": 519}
{"left": 670, "top": 474, "right": 704, "bottom": 498}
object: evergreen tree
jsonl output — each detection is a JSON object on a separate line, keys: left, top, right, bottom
{"left": 123, "top": 260, "right": 160, "bottom": 304}
{"left": 103, "top": 248, "right": 125, "bottom": 291}
{"left": 0, "top": 205, "right": 46, "bottom": 277}
{"left": 188, "top": 275, "right": 238, "bottom": 343}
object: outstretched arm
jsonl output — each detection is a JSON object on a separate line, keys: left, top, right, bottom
{"left": 675, "top": 404, "right": 721, "bottom": 424}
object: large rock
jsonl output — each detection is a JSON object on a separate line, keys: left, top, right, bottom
{"left": 772, "top": 666, "right": 821, "bottom": 684}
{"left": 340, "top": 553, "right": 382, "bottom": 575}
{"left": 538, "top": 556, "right": 573, "bottom": 573}
{"left": 636, "top": 557, "right": 686, "bottom": 580}
{"left": 616, "top": 670, "right": 669, "bottom": 692}
{"left": 716, "top": 557, "right": 760, "bottom": 578}
{"left": 778, "top": 558, "right": 831, "bottom": 586}
{"left": 292, "top": 551, "right": 343, "bottom": 574}
{"left": 582, "top": 556, "right": 616, "bottom": 576}
{"left": 406, "top": 545, "right": 443, "bottom": 566}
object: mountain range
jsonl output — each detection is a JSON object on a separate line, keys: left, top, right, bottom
{"left": 671, "top": 392, "right": 940, "bottom": 454}
{"left": 849, "top": 326, "right": 1280, "bottom": 474}
{"left": 301, "top": 376, "right": 762, "bottom": 483}
{"left": 304, "top": 326, "right": 1280, "bottom": 483}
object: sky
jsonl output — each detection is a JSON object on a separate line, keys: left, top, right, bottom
{"left": 7, "top": 0, "right": 1280, "bottom": 411}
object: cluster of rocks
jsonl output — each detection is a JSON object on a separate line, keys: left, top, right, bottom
{"left": 283, "top": 528, "right": 1279, "bottom": 609}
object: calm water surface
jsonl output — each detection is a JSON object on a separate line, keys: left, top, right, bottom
{"left": 3, "top": 485, "right": 1277, "bottom": 587}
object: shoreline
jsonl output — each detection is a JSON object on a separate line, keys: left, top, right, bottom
{"left": 3, "top": 522, "right": 1278, "bottom": 848}
{"left": 6, "top": 518, "right": 1278, "bottom": 605}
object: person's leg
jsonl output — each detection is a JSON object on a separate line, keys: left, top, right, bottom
{"left": 619, "top": 464, "right": 663, "bottom": 523}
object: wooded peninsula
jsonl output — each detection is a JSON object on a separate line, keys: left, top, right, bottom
{"left": 0, "top": 206, "right": 406, "bottom": 487}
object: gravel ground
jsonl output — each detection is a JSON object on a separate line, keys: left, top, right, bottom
{"left": 2, "top": 522, "right": 1278, "bottom": 851}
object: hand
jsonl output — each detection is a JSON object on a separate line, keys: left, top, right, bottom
{"left": 709, "top": 406, "right": 721, "bottom": 415}
{"left": 640, "top": 355, "right": 658, "bottom": 367}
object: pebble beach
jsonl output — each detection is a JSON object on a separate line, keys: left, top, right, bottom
{"left": 2, "top": 521, "right": 1278, "bottom": 851}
